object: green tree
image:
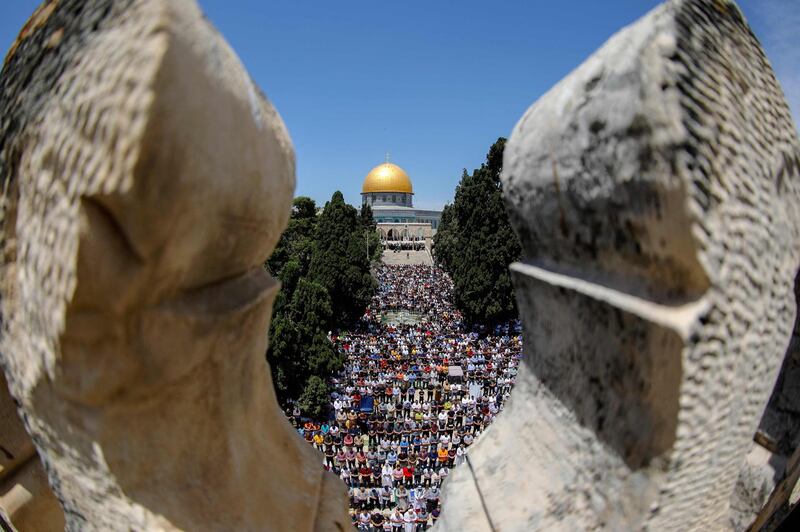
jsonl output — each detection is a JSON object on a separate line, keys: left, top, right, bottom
{"left": 268, "top": 314, "right": 303, "bottom": 399}
{"left": 266, "top": 192, "right": 375, "bottom": 418}
{"left": 433, "top": 202, "right": 458, "bottom": 272}
{"left": 360, "top": 202, "right": 376, "bottom": 230}
{"left": 292, "top": 196, "right": 317, "bottom": 219}
{"left": 298, "top": 376, "right": 331, "bottom": 420}
{"left": 360, "top": 203, "right": 382, "bottom": 261}
{"left": 268, "top": 277, "right": 340, "bottom": 403}
{"left": 434, "top": 138, "right": 521, "bottom": 326}
{"left": 309, "top": 191, "right": 376, "bottom": 325}
{"left": 267, "top": 196, "right": 318, "bottom": 277}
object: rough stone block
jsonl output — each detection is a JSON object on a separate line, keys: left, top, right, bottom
{"left": 438, "top": 0, "right": 800, "bottom": 529}
{"left": 0, "top": 1, "right": 349, "bottom": 530}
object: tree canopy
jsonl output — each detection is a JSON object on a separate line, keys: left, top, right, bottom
{"left": 433, "top": 138, "right": 521, "bottom": 326}
{"left": 266, "top": 193, "right": 376, "bottom": 418}
{"left": 309, "top": 192, "right": 377, "bottom": 325}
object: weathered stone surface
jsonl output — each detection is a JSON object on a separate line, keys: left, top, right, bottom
{"left": 728, "top": 444, "right": 786, "bottom": 531}
{"left": 0, "top": 1, "right": 349, "bottom": 530}
{"left": 728, "top": 273, "right": 800, "bottom": 529}
{"left": 437, "top": 0, "right": 800, "bottom": 530}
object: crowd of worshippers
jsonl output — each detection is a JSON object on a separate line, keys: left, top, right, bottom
{"left": 287, "top": 264, "right": 522, "bottom": 531}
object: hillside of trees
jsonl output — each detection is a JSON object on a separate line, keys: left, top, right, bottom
{"left": 433, "top": 138, "right": 521, "bottom": 326}
{"left": 266, "top": 192, "right": 378, "bottom": 418}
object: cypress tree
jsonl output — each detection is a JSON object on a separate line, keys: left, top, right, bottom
{"left": 309, "top": 191, "right": 376, "bottom": 325}
{"left": 434, "top": 138, "right": 521, "bottom": 326}
{"left": 266, "top": 192, "right": 376, "bottom": 417}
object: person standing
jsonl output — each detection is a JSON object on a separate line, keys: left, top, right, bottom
{"left": 390, "top": 509, "right": 403, "bottom": 531}
{"left": 380, "top": 485, "right": 392, "bottom": 509}
{"left": 455, "top": 446, "right": 466, "bottom": 467}
{"left": 416, "top": 507, "right": 429, "bottom": 531}
{"left": 426, "top": 486, "right": 440, "bottom": 513}
{"left": 402, "top": 508, "right": 416, "bottom": 532}
{"left": 413, "top": 486, "right": 426, "bottom": 511}
{"left": 382, "top": 464, "right": 394, "bottom": 489}
{"left": 395, "top": 485, "right": 409, "bottom": 511}
{"left": 370, "top": 510, "right": 385, "bottom": 532}
{"left": 358, "top": 510, "right": 371, "bottom": 531}
{"left": 356, "top": 486, "right": 369, "bottom": 510}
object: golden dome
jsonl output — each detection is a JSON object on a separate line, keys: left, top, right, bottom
{"left": 362, "top": 163, "right": 413, "bottom": 194}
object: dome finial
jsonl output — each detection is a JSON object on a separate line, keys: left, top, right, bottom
{"left": 385, "top": 152, "right": 390, "bottom": 163}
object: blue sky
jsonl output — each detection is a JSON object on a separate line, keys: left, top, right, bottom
{"left": 1, "top": 1, "right": 797, "bottom": 211}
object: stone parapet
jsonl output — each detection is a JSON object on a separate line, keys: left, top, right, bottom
{"left": 437, "top": 0, "right": 800, "bottom": 529}
{"left": 0, "top": 1, "right": 349, "bottom": 530}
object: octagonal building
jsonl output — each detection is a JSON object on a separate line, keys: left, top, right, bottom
{"left": 361, "top": 162, "right": 442, "bottom": 248}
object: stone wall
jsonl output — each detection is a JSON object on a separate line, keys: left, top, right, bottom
{"left": 437, "top": 0, "right": 800, "bottom": 530}
{"left": 729, "top": 272, "right": 800, "bottom": 528}
{"left": 0, "top": 1, "right": 348, "bottom": 530}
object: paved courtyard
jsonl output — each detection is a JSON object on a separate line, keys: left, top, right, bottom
{"left": 381, "top": 249, "right": 433, "bottom": 266}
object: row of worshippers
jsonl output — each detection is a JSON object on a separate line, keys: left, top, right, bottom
{"left": 288, "top": 265, "right": 522, "bottom": 531}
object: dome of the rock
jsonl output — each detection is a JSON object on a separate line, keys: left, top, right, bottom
{"left": 362, "top": 163, "right": 413, "bottom": 194}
